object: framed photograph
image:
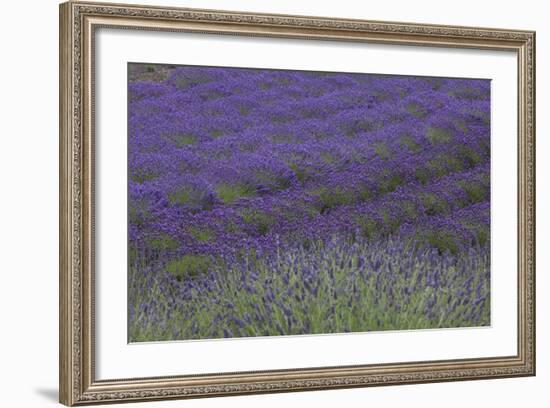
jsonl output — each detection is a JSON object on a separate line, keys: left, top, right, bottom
{"left": 59, "top": 1, "right": 536, "bottom": 405}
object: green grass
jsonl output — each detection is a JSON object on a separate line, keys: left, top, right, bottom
{"left": 145, "top": 233, "right": 179, "bottom": 252}
{"left": 309, "top": 186, "right": 353, "bottom": 213}
{"left": 271, "top": 133, "right": 296, "bottom": 143}
{"left": 210, "top": 130, "right": 224, "bottom": 139}
{"left": 417, "top": 230, "right": 460, "bottom": 255}
{"left": 320, "top": 152, "right": 337, "bottom": 163}
{"left": 130, "top": 169, "right": 159, "bottom": 183}
{"left": 400, "top": 135, "right": 422, "bottom": 153}
{"left": 288, "top": 162, "right": 313, "bottom": 185}
{"left": 373, "top": 141, "right": 392, "bottom": 160}
{"left": 378, "top": 173, "right": 404, "bottom": 193}
{"left": 427, "top": 153, "right": 464, "bottom": 177}
{"left": 189, "top": 227, "right": 213, "bottom": 242}
{"left": 458, "top": 146, "right": 483, "bottom": 167}
{"left": 420, "top": 192, "right": 449, "bottom": 216}
{"left": 238, "top": 106, "right": 251, "bottom": 116}
{"left": 407, "top": 102, "right": 427, "bottom": 118}
{"left": 378, "top": 209, "right": 401, "bottom": 233}
{"left": 128, "top": 199, "right": 152, "bottom": 228}
{"left": 166, "top": 254, "right": 212, "bottom": 281}
{"left": 241, "top": 209, "right": 276, "bottom": 235}
{"left": 426, "top": 126, "right": 452, "bottom": 144}
{"left": 457, "top": 180, "right": 489, "bottom": 204}
{"left": 270, "top": 115, "right": 292, "bottom": 124}
{"left": 415, "top": 167, "right": 430, "bottom": 184}
{"left": 216, "top": 183, "right": 257, "bottom": 204}
{"left": 174, "top": 73, "right": 212, "bottom": 89}
{"left": 254, "top": 170, "right": 292, "bottom": 191}
{"left": 168, "top": 188, "right": 191, "bottom": 206}
{"left": 343, "top": 119, "right": 376, "bottom": 137}
{"left": 164, "top": 132, "right": 197, "bottom": 147}
{"left": 356, "top": 217, "right": 379, "bottom": 239}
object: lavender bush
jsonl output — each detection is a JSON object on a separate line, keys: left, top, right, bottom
{"left": 128, "top": 63, "right": 491, "bottom": 342}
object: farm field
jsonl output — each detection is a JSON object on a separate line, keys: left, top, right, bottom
{"left": 127, "top": 64, "right": 491, "bottom": 342}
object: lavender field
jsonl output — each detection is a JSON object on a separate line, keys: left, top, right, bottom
{"left": 128, "top": 63, "right": 491, "bottom": 342}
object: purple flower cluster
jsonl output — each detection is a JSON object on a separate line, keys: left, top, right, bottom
{"left": 127, "top": 63, "right": 491, "bottom": 341}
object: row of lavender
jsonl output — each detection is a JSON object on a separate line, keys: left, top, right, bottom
{"left": 128, "top": 64, "right": 491, "bottom": 341}
{"left": 129, "top": 234, "right": 489, "bottom": 341}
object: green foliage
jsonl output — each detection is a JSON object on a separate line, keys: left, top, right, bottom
{"left": 420, "top": 192, "right": 448, "bottom": 216}
{"left": 462, "top": 221, "right": 489, "bottom": 246}
{"left": 427, "top": 153, "right": 464, "bottom": 177}
{"left": 174, "top": 73, "right": 212, "bottom": 89}
{"left": 241, "top": 209, "right": 276, "bottom": 235}
{"left": 130, "top": 168, "right": 159, "bottom": 183}
{"left": 165, "top": 132, "right": 197, "bottom": 147}
{"left": 418, "top": 230, "right": 459, "bottom": 255}
{"left": 470, "top": 108, "right": 490, "bottom": 125}
{"left": 453, "top": 119, "right": 469, "bottom": 133}
{"left": 128, "top": 245, "right": 139, "bottom": 267}
{"left": 476, "top": 228, "right": 489, "bottom": 246}
{"left": 357, "top": 119, "right": 375, "bottom": 132}
{"left": 288, "top": 162, "right": 312, "bottom": 185}
{"left": 373, "top": 141, "right": 391, "bottom": 160}
{"left": 407, "top": 102, "right": 428, "bottom": 118}
{"left": 379, "top": 173, "right": 403, "bottom": 193}
{"left": 356, "top": 217, "right": 379, "bottom": 239}
{"left": 399, "top": 200, "right": 418, "bottom": 219}
{"left": 426, "top": 126, "right": 452, "bottom": 144}
{"left": 189, "top": 227, "right": 213, "bottom": 242}
{"left": 203, "top": 91, "right": 228, "bottom": 101}
{"left": 167, "top": 186, "right": 213, "bottom": 212}
{"left": 415, "top": 167, "right": 430, "bottom": 184}
{"left": 168, "top": 188, "right": 191, "bottom": 206}
{"left": 224, "top": 220, "right": 241, "bottom": 234}
{"left": 448, "top": 85, "right": 489, "bottom": 101}
{"left": 400, "top": 135, "right": 422, "bottom": 153}
{"left": 458, "top": 146, "right": 483, "bottom": 167}
{"left": 320, "top": 152, "right": 336, "bottom": 163}
{"left": 238, "top": 105, "right": 251, "bottom": 116}
{"left": 210, "top": 129, "right": 224, "bottom": 138}
{"left": 310, "top": 186, "right": 352, "bottom": 213}
{"left": 343, "top": 118, "right": 376, "bottom": 137}
{"left": 254, "top": 170, "right": 292, "bottom": 191}
{"left": 270, "top": 115, "right": 291, "bottom": 124}
{"left": 276, "top": 77, "right": 293, "bottom": 86}
{"left": 166, "top": 255, "right": 211, "bottom": 281}
{"left": 457, "top": 180, "right": 489, "bottom": 204}
{"left": 357, "top": 184, "right": 372, "bottom": 202}
{"left": 378, "top": 209, "right": 400, "bottom": 233}
{"left": 216, "top": 183, "right": 256, "bottom": 204}
{"left": 128, "top": 199, "right": 152, "bottom": 228}
{"left": 271, "top": 133, "right": 296, "bottom": 143}
{"left": 145, "top": 233, "right": 179, "bottom": 252}
{"left": 425, "top": 77, "right": 444, "bottom": 90}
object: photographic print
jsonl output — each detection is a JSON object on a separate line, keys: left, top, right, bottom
{"left": 60, "top": 4, "right": 536, "bottom": 403}
{"left": 127, "top": 63, "right": 491, "bottom": 343}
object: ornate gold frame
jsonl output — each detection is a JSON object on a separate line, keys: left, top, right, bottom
{"left": 59, "top": 1, "right": 536, "bottom": 405}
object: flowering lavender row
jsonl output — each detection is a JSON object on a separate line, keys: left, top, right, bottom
{"left": 129, "top": 235, "right": 490, "bottom": 341}
{"left": 128, "top": 63, "right": 491, "bottom": 341}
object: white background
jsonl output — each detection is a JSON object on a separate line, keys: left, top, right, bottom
{"left": 96, "top": 29, "right": 517, "bottom": 379}
{"left": 0, "top": 0, "right": 546, "bottom": 407}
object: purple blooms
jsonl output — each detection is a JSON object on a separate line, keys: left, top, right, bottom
{"left": 127, "top": 63, "right": 491, "bottom": 342}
